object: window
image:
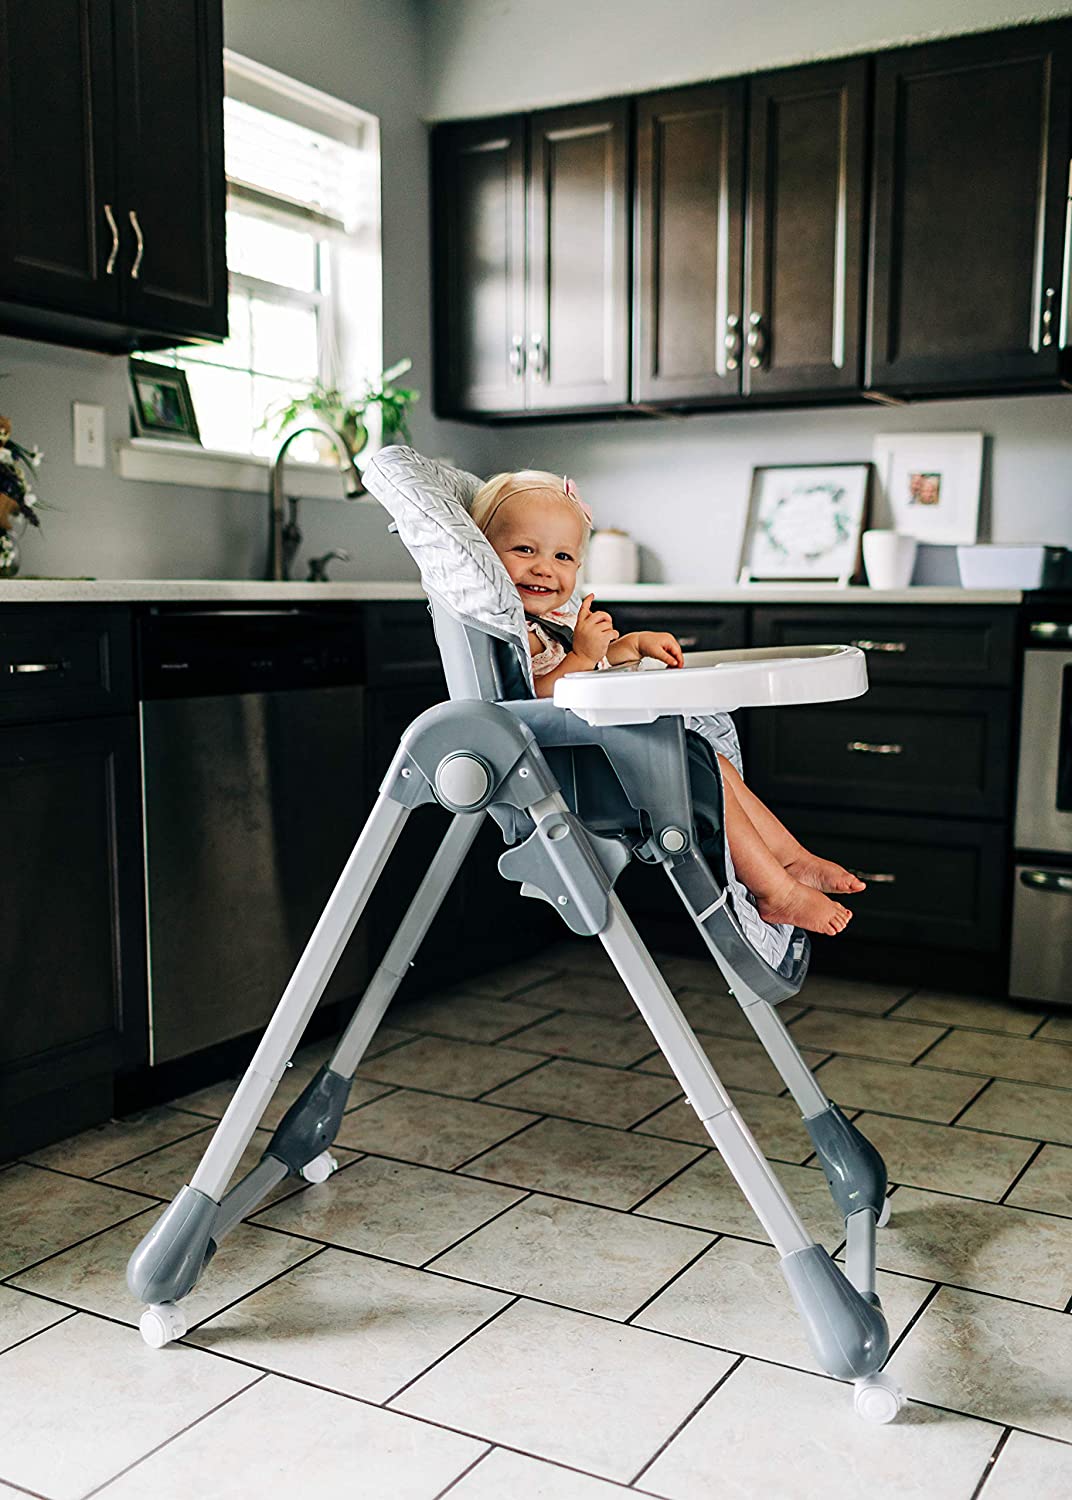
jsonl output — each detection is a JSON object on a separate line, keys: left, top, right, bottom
{"left": 144, "top": 54, "right": 381, "bottom": 465}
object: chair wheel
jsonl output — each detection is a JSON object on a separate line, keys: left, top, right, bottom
{"left": 300, "top": 1150, "right": 338, "bottom": 1184}
{"left": 853, "top": 1372, "right": 905, "bottom": 1424}
{"left": 877, "top": 1196, "right": 892, "bottom": 1228}
{"left": 139, "top": 1303, "right": 187, "bottom": 1349}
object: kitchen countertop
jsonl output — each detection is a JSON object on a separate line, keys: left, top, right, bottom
{"left": 0, "top": 579, "right": 1024, "bottom": 605}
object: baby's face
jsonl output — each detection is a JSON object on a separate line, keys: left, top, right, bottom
{"left": 487, "top": 492, "right": 583, "bottom": 616}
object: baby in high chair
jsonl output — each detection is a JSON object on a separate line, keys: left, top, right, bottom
{"left": 470, "top": 468, "right": 863, "bottom": 938}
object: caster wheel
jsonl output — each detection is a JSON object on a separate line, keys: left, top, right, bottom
{"left": 139, "top": 1303, "right": 186, "bottom": 1349}
{"left": 854, "top": 1372, "right": 905, "bottom": 1424}
{"left": 877, "top": 1196, "right": 892, "bottom": 1229}
{"left": 301, "top": 1150, "right": 338, "bottom": 1185}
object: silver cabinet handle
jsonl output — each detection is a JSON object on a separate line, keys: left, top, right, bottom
{"left": 129, "top": 209, "right": 144, "bottom": 280}
{"left": 103, "top": 203, "right": 120, "bottom": 275}
{"left": 509, "top": 333, "right": 526, "bottom": 380}
{"left": 677, "top": 636, "right": 699, "bottom": 649}
{"left": 851, "top": 639, "right": 907, "bottom": 653}
{"left": 850, "top": 870, "right": 897, "bottom": 884}
{"left": 747, "top": 310, "right": 766, "bottom": 369}
{"left": 847, "top": 740, "right": 903, "bottom": 755}
{"left": 1041, "top": 286, "right": 1056, "bottom": 347}
{"left": 1020, "top": 869, "right": 1072, "bottom": 893}
{"left": 1029, "top": 621, "right": 1072, "bottom": 642}
{"left": 529, "top": 333, "right": 547, "bottom": 379}
{"left": 724, "top": 313, "right": 741, "bottom": 371}
{"left": 7, "top": 660, "right": 68, "bottom": 675}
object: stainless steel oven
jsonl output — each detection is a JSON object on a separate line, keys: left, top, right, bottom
{"left": 1010, "top": 613, "right": 1072, "bottom": 1004}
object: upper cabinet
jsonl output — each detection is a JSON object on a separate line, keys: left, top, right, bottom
{"left": 633, "top": 59, "right": 868, "bottom": 405}
{"left": 0, "top": 0, "right": 226, "bottom": 352}
{"left": 431, "top": 18, "right": 1072, "bottom": 420}
{"left": 433, "top": 101, "right": 630, "bottom": 416}
{"left": 868, "top": 24, "right": 1072, "bottom": 395}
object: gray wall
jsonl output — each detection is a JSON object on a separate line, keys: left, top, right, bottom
{"left": 426, "top": 0, "right": 1072, "bottom": 581}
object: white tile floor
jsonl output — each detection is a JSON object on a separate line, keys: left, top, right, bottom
{"left": 3, "top": 942, "right": 1072, "bottom": 1498}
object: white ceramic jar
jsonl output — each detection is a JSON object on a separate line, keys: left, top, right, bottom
{"left": 584, "top": 528, "right": 639, "bottom": 586}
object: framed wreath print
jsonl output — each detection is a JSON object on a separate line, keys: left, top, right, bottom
{"left": 738, "top": 463, "right": 871, "bottom": 585}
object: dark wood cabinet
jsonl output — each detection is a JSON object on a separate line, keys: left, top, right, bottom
{"left": 0, "top": 0, "right": 226, "bottom": 351}
{"left": 433, "top": 102, "right": 630, "bottom": 416}
{"left": 633, "top": 82, "right": 745, "bottom": 404}
{"left": 633, "top": 59, "right": 868, "bottom": 406}
{"left": 868, "top": 23, "right": 1072, "bottom": 394}
{"left": 745, "top": 58, "right": 869, "bottom": 398}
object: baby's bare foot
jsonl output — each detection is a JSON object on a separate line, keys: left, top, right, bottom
{"left": 784, "top": 853, "right": 865, "bottom": 894}
{"left": 756, "top": 876, "right": 853, "bottom": 936}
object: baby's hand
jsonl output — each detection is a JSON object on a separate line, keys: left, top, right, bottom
{"left": 573, "top": 593, "right": 619, "bottom": 666}
{"left": 636, "top": 631, "right": 684, "bottom": 667}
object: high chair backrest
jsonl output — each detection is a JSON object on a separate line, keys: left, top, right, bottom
{"left": 362, "top": 446, "right": 544, "bottom": 703}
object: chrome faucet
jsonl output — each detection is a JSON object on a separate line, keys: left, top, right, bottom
{"left": 267, "top": 421, "right": 363, "bottom": 581}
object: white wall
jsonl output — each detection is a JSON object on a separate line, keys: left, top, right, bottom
{"left": 423, "top": 0, "right": 1072, "bottom": 119}
{"left": 424, "top": 0, "right": 1072, "bottom": 583}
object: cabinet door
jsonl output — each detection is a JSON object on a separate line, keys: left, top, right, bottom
{"left": 633, "top": 82, "right": 745, "bottom": 403}
{"left": 0, "top": 0, "right": 120, "bottom": 320}
{"left": 432, "top": 117, "right": 527, "bottom": 416}
{"left": 868, "top": 24, "right": 1072, "bottom": 392}
{"left": 745, "top": 58, "right": 868, "bottom": 397}
{"left": 0, "top": 716, "right": 146, "bottom": 1155}
{"left": 527, "top": 101, "right": 630, "bottom": 410}
{"left": 113, "top": 0, "right": 227, "bottom": 341}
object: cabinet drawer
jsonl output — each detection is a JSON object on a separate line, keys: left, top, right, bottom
{"left": 752, "top": 606, "right": 1017, "bottom": 685}
{"left": 746, "top": 685, "right": 1012, "bottom": 818}
{"left": 785, "top": 808, "right": 1006, "bottom": 952}
{"left": 363, "top": 602, "right": 445, "bottom": 686}
{"left": 0, "top": 606, "right": 133, "bottom": 724}
{"left": 599, "top": 604, "right": 748, "bottom": 654}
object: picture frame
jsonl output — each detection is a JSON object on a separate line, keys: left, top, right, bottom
{"left": 128, "top": 359, "right": 202, "bottom": 444}
{"left": 738, "top": 463, "right": 871, "bottom": 586}
{"left": 871, "top": 431, "right": 983, "bottom": 544}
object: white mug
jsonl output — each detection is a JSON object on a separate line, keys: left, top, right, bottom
{"left": 584, "top": 528, "right": 639, "bottom": 586}
{"left": 862, "top": 530, "right": 918, "bottom": 589}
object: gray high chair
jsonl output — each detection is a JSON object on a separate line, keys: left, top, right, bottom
{"left": 127, "top": 448, "right": 905, "bottom": 1424}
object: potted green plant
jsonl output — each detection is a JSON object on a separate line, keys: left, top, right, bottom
{"left": 264, "top": 359, "right": 420, "bottom": 458}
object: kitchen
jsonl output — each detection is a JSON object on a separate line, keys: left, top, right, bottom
{"left": 2, "top": 0, "right": 1072, "bottom": 1494}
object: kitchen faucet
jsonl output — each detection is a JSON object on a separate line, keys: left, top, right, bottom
{"left": 267, "top": 420, "right": 363, "bottom": 581}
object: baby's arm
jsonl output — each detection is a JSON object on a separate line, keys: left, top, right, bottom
{"left": 607, "top": 631, "right": 684, "bottom": 667}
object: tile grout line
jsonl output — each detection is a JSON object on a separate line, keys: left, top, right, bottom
{"left": 449, "top": 1116, "right": 549, "bottom": 1173}
{"left": 998, "top": 1139, "right": 1047, "bottom": 1206}
{"left": 419, "top": 1191, "right": 536, "bottom": 1271}
{"left": 429, "top": 1443, "right": 495, "bottom": 1500}
{"left": 382, "top": 1295, "right": 522, "bottom": 1408}
{"left": 624, "top": 1234, "right": 723, "bottom": 1326}
{"left": 969, "top": 1427, "right": 1015, "bottom": 1500}
{"left": 628, "top": 1356, "right": 745, "bottom": 1488}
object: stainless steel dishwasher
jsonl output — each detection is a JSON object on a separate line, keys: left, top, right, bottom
{"left": 138, "top": 606, "right": 368, "bottom": 1065}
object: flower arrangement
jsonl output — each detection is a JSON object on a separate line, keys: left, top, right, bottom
{"left": 0, "top": 413, "right": 42, "bottom": 577}
{"left": 263, "top": 359, "right": 420, "bottom": 457}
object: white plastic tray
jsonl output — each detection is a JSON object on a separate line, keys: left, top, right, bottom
{"left": 553, "top": 645, "right": 869, "bottom": 725}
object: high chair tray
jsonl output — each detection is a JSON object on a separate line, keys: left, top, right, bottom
{"left": 553, "top": 644, "right": 868, "bottom": 725}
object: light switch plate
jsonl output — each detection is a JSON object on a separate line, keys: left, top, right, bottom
{"left": 73, "top": 401, "right": 106, "bottom": 467}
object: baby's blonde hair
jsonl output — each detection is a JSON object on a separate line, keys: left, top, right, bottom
{"left": 470, "top": 469, "right": 591, "bottom": 556}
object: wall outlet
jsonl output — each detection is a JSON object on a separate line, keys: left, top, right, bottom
{"left": 73, "top": 402, "right": 106, "bottom": 468}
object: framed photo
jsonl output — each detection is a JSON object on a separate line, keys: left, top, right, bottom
{"left": 738, "top": 463, "right": 871, "bottom": 585}
{"left": 128, "top": 359, "right": 202, "bottom": 444}
{"left": 872, "top": 431, "right": 983, "bottom": 544}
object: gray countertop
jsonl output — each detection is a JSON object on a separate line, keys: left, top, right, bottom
{"left": 0, "top": 579, "right": 1023, "bottom": 605}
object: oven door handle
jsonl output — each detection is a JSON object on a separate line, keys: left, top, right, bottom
{"left": 1019, "top": 869, "right": 1072, "bottom": 894}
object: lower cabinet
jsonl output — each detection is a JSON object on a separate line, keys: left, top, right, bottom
{"left": 0, "top": 714, "right": 146, "bottom": 1159}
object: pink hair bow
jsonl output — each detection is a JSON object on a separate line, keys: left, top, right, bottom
{"left": 563, "top": 475, "right": 593, "bottom": 523}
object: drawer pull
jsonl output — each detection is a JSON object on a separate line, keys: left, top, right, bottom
{"left": 1020, "top": 869, "right": 1072, "bottom": 894}
{"left": 851, "top": 639, "right": 907, "bottom": 653}
{"left": 7, "top": 660, "right": 68, "bottom": 675}
{"left": 847, "top": 740, "right": 903, "bottom": 755}
{"left": 850, "top": 870, "right": 897, "bottom": 884}
{"left": 678, "top": 636, "right": 699, "bottom": 648}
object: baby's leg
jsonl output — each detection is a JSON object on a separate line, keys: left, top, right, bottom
{"left": 717, "top": 754, "right": 864, "bottom": 895}
{"left": 720, "top": 775, "right": 852, "bottom": 936}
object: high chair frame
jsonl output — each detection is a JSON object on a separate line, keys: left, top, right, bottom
{"left": 127, "top": 452, "right": 905, "bottom": 1425}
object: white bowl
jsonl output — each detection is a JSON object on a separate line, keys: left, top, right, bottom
{"left": 956, "top": 545, "right": 1047, "bottom": 589}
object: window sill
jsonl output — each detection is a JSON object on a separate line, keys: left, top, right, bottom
{"left": 116, "top": 437, "right": 366, "bottom": 501}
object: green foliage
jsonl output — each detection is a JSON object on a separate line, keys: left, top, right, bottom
{"left": 262, "top": 358, "right": 420, "bottom": 453}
